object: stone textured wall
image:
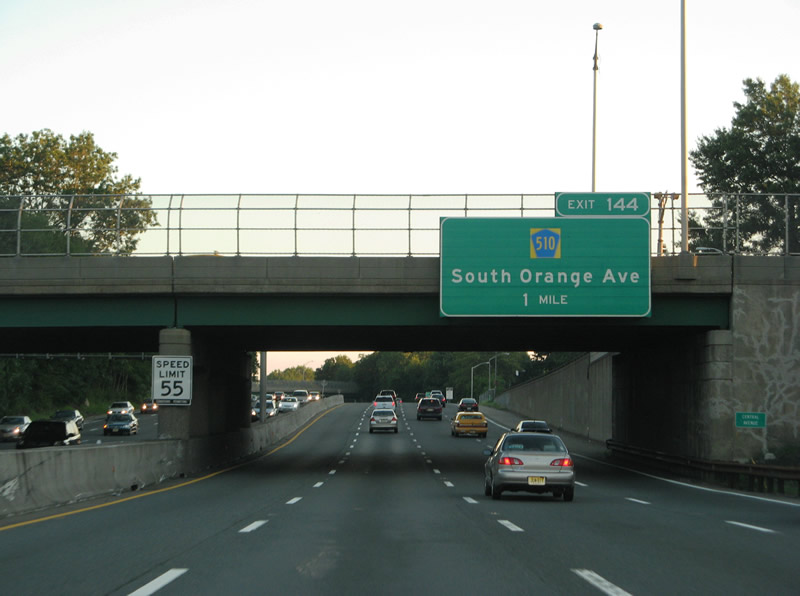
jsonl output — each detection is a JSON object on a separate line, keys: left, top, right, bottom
{"left": 725, "top": 278, "right": 800, "bottom": 461}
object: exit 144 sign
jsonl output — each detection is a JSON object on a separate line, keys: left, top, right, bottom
{"left": 556, "top": 192, "right": 650, "bottom": 217}
{"left": 440, "top": 217, "right": 651, "bottom": 317}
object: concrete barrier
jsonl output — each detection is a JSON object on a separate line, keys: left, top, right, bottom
{"left": 0, "top": 396, "right": 343, "bottom": 518}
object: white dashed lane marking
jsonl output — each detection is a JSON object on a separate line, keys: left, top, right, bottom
{"left": 498, "top": 520, "right": 524, "bottom": 532}
{"left": 726, "top": 520, "right": 776, "bottom": 534}
{"left": 572, "top": 569, "right": 633, "bottom": 596}
{"left": 625, "top": 497, "right": 651, "bottom": 505}
{"left": 239, "top": 521, "right": 268, "bottom": 533}
{"left": 128, "top": 568, "right": 188, "bottom": 596}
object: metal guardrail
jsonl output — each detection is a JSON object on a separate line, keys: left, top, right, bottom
{"left": 606, "top": 439, "right": 800, "bottom": 498}
{"left": 0, "top": 193, "right": 797, "bottom": 257}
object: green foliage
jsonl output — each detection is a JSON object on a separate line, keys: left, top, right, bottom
{"left": 0, "top": 356, "right": 152, "bottom": 418}
{"left": 690, "top": 75, "right": 800, "bottom": 253}
{"left": 315, "top": 354, "right": 355, "bottom": 381}
{"left": 0, "top": 129, "right": 156, "bottom": 255}
{"left": 268, "top": 365, "right": 315, "bottom": 381}
{"left": 347, "top": 351, "right": 563, "bottom": 401}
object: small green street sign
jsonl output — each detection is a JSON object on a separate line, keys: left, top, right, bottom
{"left": 556, "top": 192, "right": 650, "bottom": 218}
{"left": 440, "top": 217, "right": 651, "bottom": 317}
{"left": 735, "top": 412, "right": 766, "bottom": 428}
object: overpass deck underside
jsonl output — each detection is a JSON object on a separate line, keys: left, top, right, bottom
{"left": 0, "top": 255, "right": 735, "bottom": 352}
{"left": 0, "top": 293, "right": 728, "bottom": 353}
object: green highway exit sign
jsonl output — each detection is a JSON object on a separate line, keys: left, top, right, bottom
{"left": 440, "top": 217, "right": 651, "bottom": 317}
{"left": 556, "top": 192, "right": 650, "bottom": 217}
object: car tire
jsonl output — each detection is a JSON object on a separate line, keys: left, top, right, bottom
{"left": 563, "top": 487, "right": 575, "bottom": 502}
{"left": 417, "top": 416, "right": 421, "bottom": 420}
{"left": 484, "top": 476, "right": 492, "bottom": 497}
{"left": 369, "top": 428, "right": 373, "bottom": 433}
{"left": 491, "top": 479, "right": 502, "bottom": 500}
{"left": 394, "top": 428, "right": 398, "bottom": 433}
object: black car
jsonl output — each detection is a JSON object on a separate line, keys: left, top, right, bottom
{"left": 457, "top": 398, "right": 479, "bottom": 412}
{"left": 513, "top": 419, "right": 552, "bottom": 434}
{"left": 17, "top": 420, "right": 82, "bottom": 448}
{"left": 416, "top": 398, "right": 443, "bottom": 421}
{"left": 52, "top": 409, "right": 85, "bottom": 430}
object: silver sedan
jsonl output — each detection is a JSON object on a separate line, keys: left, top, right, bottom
{"left": 369, "top": 408, "right": 398, "bottom": 433}
{"left": 483, "top": 432, "right": 575, "bottom": 501}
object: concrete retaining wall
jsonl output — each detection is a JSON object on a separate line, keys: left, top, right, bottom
{"left": 494, "top": 353, "right": 612, "bottom": 441}
{"left": 0, "top": 396, "right": 343, "bottom": 518}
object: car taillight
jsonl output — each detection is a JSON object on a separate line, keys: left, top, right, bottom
{"left": 550, "top": 458, "right": 573, "bottom": 468}
{"left": 499, "top": 456, "right": 523, "bottom": 466}
{"left": 392, "top": 416, "right": 397, "bottom": 422}
{"left": 370, "top": 417, "right": 376, "bottom": 422}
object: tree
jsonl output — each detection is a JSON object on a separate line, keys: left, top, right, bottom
{"left": 315, "top": 355, "right": 355, "bottom": 382}
{"left": 268, "top": 365, "right": 315, "bottom": 381}
{"left": 689, "top": 75, "right": 800, "bottom": 254}
{"left": 0, "top": 129, "right": 156, "bottom": 254}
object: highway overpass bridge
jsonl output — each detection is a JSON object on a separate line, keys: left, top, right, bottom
{"left": 0, "top": 254, "right": 797, "bottom": 464}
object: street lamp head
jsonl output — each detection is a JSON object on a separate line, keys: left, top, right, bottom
{"left": 593, "top": 23, "right": 603, "bottom": 31}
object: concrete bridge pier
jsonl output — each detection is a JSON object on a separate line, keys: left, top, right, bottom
{"left": 158, "top": 328, "right": 252, "bottom": 440}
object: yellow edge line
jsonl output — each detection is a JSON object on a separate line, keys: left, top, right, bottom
{"left": 0, "top": 404, "right": 344, "bottom": 532}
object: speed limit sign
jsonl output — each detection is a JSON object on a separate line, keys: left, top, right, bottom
{"left": 152, "top": 356, "right": 193, "bottom": 406}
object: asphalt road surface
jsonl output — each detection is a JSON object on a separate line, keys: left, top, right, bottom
{"left": 2, "top": 402, "right": 799, "bottom": 595}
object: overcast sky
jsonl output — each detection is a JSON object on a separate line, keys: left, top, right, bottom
{"left": 2, "top": 0, "right": 797, "bottom": 371}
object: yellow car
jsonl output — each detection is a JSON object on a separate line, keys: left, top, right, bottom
{"left": 451, "top": 412, "right": 488, "bottom": 438}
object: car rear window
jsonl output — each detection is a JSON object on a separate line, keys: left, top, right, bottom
{"left": 420, "top": 399, "right": 439, "bottom": 406}
{"left": 460, "top": 414, "right": 483, "bottom": 420}
{"left": 521, "top": 421, "right": 549, "bottom": 430}
{"left": 504, "top": 435, "right": 564, "bottom": 452}
{"left": 373, "top": 409, "right": 394, "bottom": 416}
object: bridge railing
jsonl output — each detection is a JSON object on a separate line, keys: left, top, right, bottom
{"left": 0, "top": 193, "right": 797, "bottom": 257}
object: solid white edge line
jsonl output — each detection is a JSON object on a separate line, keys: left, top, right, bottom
{"left": 128, "top": 568, "right": 189, "bottom": 596}
{"left": 573, "top": 451, "right": 800, "bottom": 507}
{"left": 239, "top": 520, "right": 268, "bottom": 533}
{"left": 725, "top": 520, "right": 777, "bottom": 534}
{"left": 572, "top": 569, "right": 633, "bottom": 596}
{"left": 498, "top": 520, "right": 524, "bottom": 532}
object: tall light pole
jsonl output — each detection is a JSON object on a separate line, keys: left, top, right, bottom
{"left": 300, "top": 360, "right": 313, "bottom": 381}
{"left": 488, "top": 352, "right": 510, "bottom": 400}
{"left": 471, "top": 361, "right": 490, "bottom": 401}
{"left": 680, "top": 1, "right": 689, "bottom": 253}
{"left": 592, "top": 22, "right": 603, "bottom": 192}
